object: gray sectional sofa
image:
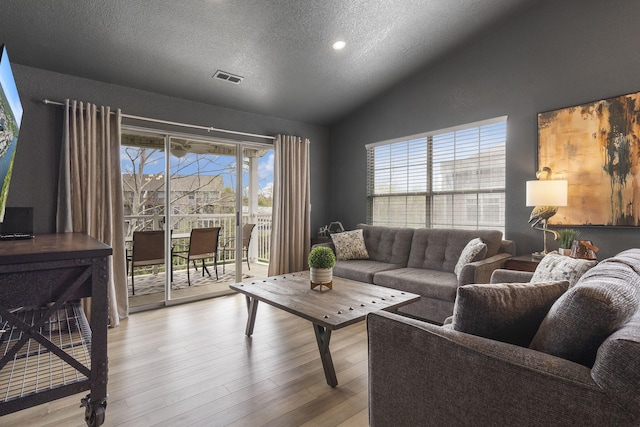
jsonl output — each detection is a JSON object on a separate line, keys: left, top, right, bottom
{"left": 329, "top": 223, "right": 515, "bottom": 324}
{"left": 367, "top": 248, "right": 640, "bottom": 426}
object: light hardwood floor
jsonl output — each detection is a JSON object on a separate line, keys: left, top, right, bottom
{"left": 2, "top": 293, "right": 370, "bottom": 427}
{"left": 128, "top": 262, "right": 270, "bottom": 309}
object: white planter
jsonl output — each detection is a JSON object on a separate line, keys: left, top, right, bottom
{"left": 310, "top": 267, "right": 333, "bottom": 285}
{"left": 559, "top": 248, "right": 571, "bottom": 256}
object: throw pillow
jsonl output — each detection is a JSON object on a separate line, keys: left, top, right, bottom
{"left": 331, "top": 229, "right": 370, "bottom": 261}
{"left": 530, "top": 253, "right": 597, "bottom": 287}
{"left": 530, "top": 264, "right": 640, "bottom": 367}
{"left": 452, "top": 281, "right": 569, "bottom": 347}
{"left": 454, "top": 238, "right": 487, "bottom": 278}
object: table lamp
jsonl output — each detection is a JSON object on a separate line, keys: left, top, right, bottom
{"left": 526, "top": 167, "right": 568, "bottom": 256}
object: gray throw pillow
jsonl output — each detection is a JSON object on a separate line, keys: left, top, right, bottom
{"left": 331, "top": 229, "right": 370, "bottom": 261}
{"left": 451, "top": 281, "right": 569, "bottom": 347}
{"left": 530, "top": 253, "right": 597, "bottom": 287}
{"left": 530, "top": 264, "right": 640, "bottom": 367}
{"left": 454, "top": 238, "right": 487, "bottom": 278}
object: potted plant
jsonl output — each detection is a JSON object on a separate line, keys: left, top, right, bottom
{"left": 557, "top": 228, "right": 580, "bottom": 256}
{"left": 308, "top": 246, "right": 336, "bottom": 289}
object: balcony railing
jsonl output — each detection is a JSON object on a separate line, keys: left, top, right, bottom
{"left": 125, "top": 213, "right": 271, "bottom": 263}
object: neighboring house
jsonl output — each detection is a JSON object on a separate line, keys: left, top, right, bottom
{"left": 122, "top": 174, "right": 227, "bottom": 217}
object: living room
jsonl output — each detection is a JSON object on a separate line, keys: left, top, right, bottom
{"left": 0, "top": 0, "right": 639, "bottom": 425}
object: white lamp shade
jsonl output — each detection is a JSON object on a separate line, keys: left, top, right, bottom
{"left": 526, "top": 180, "right": 568, "bottom": 207}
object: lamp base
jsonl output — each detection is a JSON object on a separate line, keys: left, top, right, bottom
{"left": 531, "top": 251, "right": 546, "bottom": 261}
{"left": 531, "top": 218, "right": 561, "bottom": 258}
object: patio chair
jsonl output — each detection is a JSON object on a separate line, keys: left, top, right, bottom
{"left": 222, "top": 223, "right": 256, "bottom": 273}
{"left": 126, "top": 230, "right": 166, "bottom": 295}
{"left": 172, "top": 227, "right": 220, "bottom": 286}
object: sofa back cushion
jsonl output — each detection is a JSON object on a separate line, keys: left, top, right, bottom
{"left": 589, "top": 249, "right": 640, "bottom": 414}
{"left": 530, "top": 253, "right": 640, "bottom": 367}
{"left": 605, "top": 248, "right": 640, "bottom": 275}
{"left": 407, "top": 229, "right": 503, "bottom": 272}
{"left": 591, "top": 311, "right": 640, "bottom": 417}
{"left": 356, "top": 224, "right": 414, "bottom": 266}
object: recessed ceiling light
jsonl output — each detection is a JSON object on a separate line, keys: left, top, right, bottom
{"left": 332, "top": 40, "right": 346, "bottom": 50}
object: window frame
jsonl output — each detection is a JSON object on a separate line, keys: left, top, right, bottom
{"left": 365, "top": 116, "right": 507, "bottom": 232}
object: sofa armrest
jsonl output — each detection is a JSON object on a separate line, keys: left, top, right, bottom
{"left": 490, "top": 268, "right": 534, "bottom": 283}
{"left": 500, "top": 239, "right": 516, "bottom": 256}
{"left": 367, "top": 311, "right": 636, "bottom": 426}
{"left": 458, "top": 252, "right": 511, "bottom": 285}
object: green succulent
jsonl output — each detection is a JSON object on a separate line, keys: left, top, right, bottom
{"left": 557, "top": 228, "right": 580, "bottom": 249}
{"left": 308, "top": 246, "right": 336, "bottom": 269}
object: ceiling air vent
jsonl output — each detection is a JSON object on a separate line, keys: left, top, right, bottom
{"left": 213, "top": 70, "right": 243, "bottom": 85}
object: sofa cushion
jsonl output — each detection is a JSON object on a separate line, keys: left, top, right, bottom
{"left": 331, "top": 229, "right": 370, "bottom": 261}
{"left": 373, "top": 267, "right": 459, "bottom": 301}
{"left": 530, "top": 261, "right": 640, "bottom": 367}
{"left": 452, "top": 281, "right": 569, "bottom": 347}
{"left": 407, "top": 229, "right": 502, "bottom": 272}
{"left": 333, "top": 259, "right": 403, "bottom": 284}
{"left": 589, "top": 249, "right": 640, "bottom": 414}
{"left": 591, "top": 311, "right": 640, "bottom": 417}
{"left": 603, "top": 248, "right": 640, "bottom": 276}
{"left": 454, "top": 238, "right": 487, "bottom": 278}
{"left": 357, "top": 224, "right": 414, "bottom": 265}
{"left": 530, "top": 253, "right": 596, "bottom": 287}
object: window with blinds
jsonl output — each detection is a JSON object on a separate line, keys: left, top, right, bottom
{"left": 366, "top": 117, "right": 506, "bottom": 233}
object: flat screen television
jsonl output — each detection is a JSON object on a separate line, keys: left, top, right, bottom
{"left": 0, "top": 45, "right": 23, "bottom": 222}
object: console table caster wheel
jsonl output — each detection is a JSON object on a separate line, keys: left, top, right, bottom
{"left": 81, "top": 395, "right": 107, "bottom": 427}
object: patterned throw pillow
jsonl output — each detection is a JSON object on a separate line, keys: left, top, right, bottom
{"left": 454, "top": 238, "right": 487, "bottom": 278}
{"left": 530, "top": 253, "right": 597, "bottom": 287}
{"left": 452, "top": 281, "right": 569, "bottom": 347}
{"left": 331, "top": 229, "right": 370, "bottom": 261}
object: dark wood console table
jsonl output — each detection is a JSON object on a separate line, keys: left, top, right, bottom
{"left": 504, "top": 254, "right": 541, "bottom": 272}
{"left": 0, "top": 233, "right": 111, "bottom": 426}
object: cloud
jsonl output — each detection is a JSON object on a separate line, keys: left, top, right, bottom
{"left": 259, "top": 152, "right": 274, "bottom": 181}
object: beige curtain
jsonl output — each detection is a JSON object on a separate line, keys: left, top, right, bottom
{"left": 56, "top": 100, "right": 128, "bottom": 327}
{"left": 268, "top": 134, "right": 311, "bottom": 275}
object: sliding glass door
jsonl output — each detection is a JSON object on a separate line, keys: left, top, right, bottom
{"left": 121, "top": 127, "right": 273, "bottom": 311}
{"left": 225, "top": 145, "right": 273, "bottom": 283}
{"left": 121, "top": 133, "right": 169, "bottom": 306}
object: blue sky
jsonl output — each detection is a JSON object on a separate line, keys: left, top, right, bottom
{"left": 0, "top": 47, "right": 23, "bottom": 128}
{"left": 258, "top": 151, "right": 274, "bottom": 188}
{"left": 121, "top": 146, "right": 274, "bottom": 191}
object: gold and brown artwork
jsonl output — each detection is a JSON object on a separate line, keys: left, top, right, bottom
{"left": 538, "top": 91, "right": 640, "bottom": 226}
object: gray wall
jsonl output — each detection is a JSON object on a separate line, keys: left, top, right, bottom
{"left": 10, "top": 65, "right": 330, "bottom": 235}
{"left": 329, "top": 0, "right": 640, "bottom": 259}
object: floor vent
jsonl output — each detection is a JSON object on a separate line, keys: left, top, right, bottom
{"left": 213, "top": 70, "right": 243, "bottom": 85}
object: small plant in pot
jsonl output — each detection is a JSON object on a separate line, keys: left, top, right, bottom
{"left": 308, "top": 246, "right": 336, "bottom": 290}
{"left": 557, "top": 228, "right": 580, "bottom": 256}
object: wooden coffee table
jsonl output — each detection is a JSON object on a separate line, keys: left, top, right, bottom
{"left": 230, "top": 271, "right": 420, "bottom": 387}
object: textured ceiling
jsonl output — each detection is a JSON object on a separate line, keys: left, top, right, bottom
{"left": 0, "top": 0, "right": 534, "bottom": 126}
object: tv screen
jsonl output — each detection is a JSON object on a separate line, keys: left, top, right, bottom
{"left": 0, "top": 45, "right": 23, "bottom": 222}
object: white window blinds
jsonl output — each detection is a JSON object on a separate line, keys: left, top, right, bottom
{"left": 366, "top": 117, "right": 506, "bottom": 233}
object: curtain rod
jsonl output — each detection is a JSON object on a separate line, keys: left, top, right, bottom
{"left": 42, "top": 98, "right": 276, "bottom": 141}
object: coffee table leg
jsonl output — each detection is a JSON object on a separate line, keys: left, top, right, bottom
{"left": 245, "top": 296, "right": 259, "bottom": 336}
{"left": 313, "top": 324, "right": 337, "bottom": 387}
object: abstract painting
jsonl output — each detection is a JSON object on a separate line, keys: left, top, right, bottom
{"left": 538, "top": 91, "right": 640, "bottom": 226}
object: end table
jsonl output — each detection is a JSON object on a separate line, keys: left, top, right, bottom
{"left": 504, "top": 254, "right": 541, "bottom": 272}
